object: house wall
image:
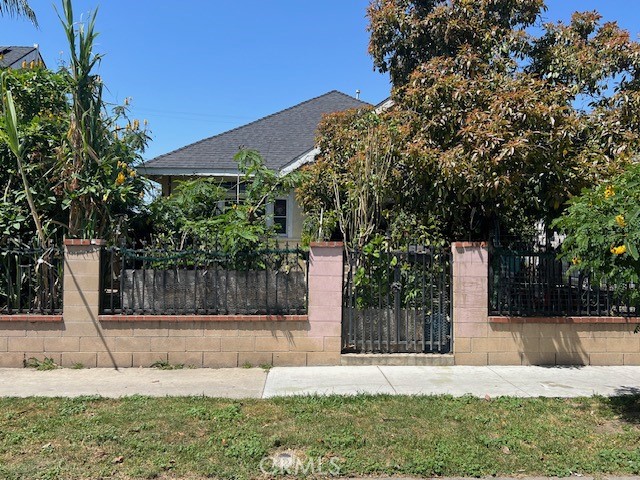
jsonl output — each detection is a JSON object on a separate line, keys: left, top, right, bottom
{"left": 0, "top": 241, "right": 342, "bottom": 368}
{"left": 452, "top": 242, "right": 640, "bottom": 366}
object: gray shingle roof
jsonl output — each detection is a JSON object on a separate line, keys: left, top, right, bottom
{"left": 142, "top": 90, "right": 371, "bottom": 174}
{"left": 0, "top": 46, "right": 44, "bottom": 69}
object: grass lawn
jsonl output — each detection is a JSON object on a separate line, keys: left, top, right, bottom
{"left": 0, "top": 394, "right": 639, "bottom": 479}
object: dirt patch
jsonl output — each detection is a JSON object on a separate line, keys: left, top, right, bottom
{"left": 595, "top": 418, "right": 628, "bottom": 434}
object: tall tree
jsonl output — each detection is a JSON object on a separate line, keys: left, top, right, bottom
{"left": 299, "top": 1, "right": 640, "bottom": 246}
{"left": 57, "top": 0, "right": 148, "bottom": 239}
{"left": 0, "top": 1, "right": 148, "bottom": 246}
{"left": 367, "top": 0, "right": 544, "bottom": 86}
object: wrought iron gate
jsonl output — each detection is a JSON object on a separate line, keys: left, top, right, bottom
{"left": 342, "top": 245, "right": 452, "bottom": 354}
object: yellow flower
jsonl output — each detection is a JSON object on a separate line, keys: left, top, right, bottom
{"left": 615, "top": 214, "right": 626, "bottom": 227}
{"left": 572, "top": 257, "right": 581, "bottom": 265}
{"left": 115, "top": 172, "right": 126, "bottom": 186}
{"left": 129, "top": 169, "right": 136, "bottom": 178}
{"left": 604, "top": 186, "right": 615, "bottom": 199}
{"left": 610, "top": 245, "right": 627, "bottom": 255}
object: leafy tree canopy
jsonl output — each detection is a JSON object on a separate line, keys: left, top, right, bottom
{"left": 299, "top": 0, "right": 640, "bottom": 248}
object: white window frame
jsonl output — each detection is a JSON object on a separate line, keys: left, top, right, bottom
{"left": 266, "top": 195, "right": 291, "bottom": 238}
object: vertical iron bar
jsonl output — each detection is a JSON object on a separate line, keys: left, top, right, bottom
{"left": 109, "top": 248, "right": 114, "bottom": 314}
{"left": 182, "top": 253, "right": 188, "bottom": 315}
{"left": 226, "top": 253, "right": 230, "bottom": 315}
{"left": 265, "top": 251, "right": 270, "bottom": 315}
{"left": 285, "top": 242, "right": 290, "bottom": 316}
{"left": 347, "top": 251, "right": 354, "bottom": 351}
{"left": 119, "top": 249, "right": 126, "bottom": 314}
{"left": 6, "top": 254, "right": 12, "bottom": 314}
{"left": 421, "top": 249, "right": 426, "bottom": 353}
{"left": 214, "top": 253, "right": 219, "bottom": 314}
{"left": 161, "top": 254, "right": 166, "bottom": 315}
{"left": 586, "top": 272, "right": 591, "bottom": 316}
{"left": 404, "top": 249, "right": 410, "bottom": 352}
{"left": 16, "top": 254, "right": 21, "bottom": 313}
{"left": 27, "top": 256, "right": 32, "bottom": 314}
{"left": 448, "top": 250, "right": 453, "bottom": 353}
{"left": 596, "top": 274, "right": 601, "bottom": 316}
{"left": 377, "top": 250, "right": 383, "bottom": 353}
{"left": 429, "top": 249, "right": 435, "bottom": 351}
{"left": 194, "top": 253, "right": 198, "bottom": 315}
{"left": 49, "top": 250, "right": 54, "bottom": 314}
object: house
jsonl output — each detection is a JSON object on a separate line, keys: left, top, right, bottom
{"left": 0, "top": 45, "right": 45, "bottom": 69}
{"left": 141, "top": 90, "right": 371, "bottom": 241}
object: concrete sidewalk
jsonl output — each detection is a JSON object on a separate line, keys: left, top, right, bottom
{"left": 0, "top": 365, "right": 639, "bottom": 398}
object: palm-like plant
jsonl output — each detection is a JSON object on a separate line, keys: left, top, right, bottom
{"left": 58, "top": 0, "right": 105, "bottom": 237}
{"left": 0, "top": 0, "right": 37, "bottom": 26}
{"left": 57, "top": 0, "right": 149, "bottom": 240}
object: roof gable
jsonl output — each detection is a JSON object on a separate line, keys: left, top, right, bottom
{"left": 142, "top": 90, "right": 371, "bottom": 174}
{"left": 0, "top": 46, "right": 44, "bottom": 69}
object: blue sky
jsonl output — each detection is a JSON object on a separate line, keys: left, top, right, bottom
{"left": 1, "top": 1, "right": 639, "bottom": 161}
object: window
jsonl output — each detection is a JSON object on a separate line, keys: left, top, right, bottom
{"left": 273, "top": 199, "right": 288, "bottom": 236}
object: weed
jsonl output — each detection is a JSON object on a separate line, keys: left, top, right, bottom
{"left": 24, "top": 357, "right": 58, "bottom": 371}
{"left": 59, "top": 398, "right": 88, "bottom": 416}
{"left": 71, "top": 362, "right": 84, "bottom": 369}
{"left": 260, "top": 363, "right": 273, "bottom": 372}
{"left": 150, "top": 360, "right": 184, "bottom": 370}
{"left": 241, "top": 361, "right": 252, "bottom": 369}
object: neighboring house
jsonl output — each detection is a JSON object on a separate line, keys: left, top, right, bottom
{"left": 0, "top": 45, "right": 45, "bottom": 69}
{"left": 141, "top": 90, "right": 371, "bottom": 241}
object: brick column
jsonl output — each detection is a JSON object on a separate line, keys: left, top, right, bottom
{"left": 451, "top": 241, "right": 490, "bottom": 365}
{"left": 61, "top": 239, "right": 106, "bottom": 367}
{"left": 306, "top": 242, "right": 343, "bottom": 365}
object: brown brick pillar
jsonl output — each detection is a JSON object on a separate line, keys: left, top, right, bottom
{"left": 306, "top": 242, "right": 343, "bottom": 365}
{"left": 451, "top": 241, "right": 490, "bottom": 365}
{"left": 61, "top": 239, "right": 106, "bottom": 367}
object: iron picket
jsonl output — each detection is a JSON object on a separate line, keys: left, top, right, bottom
{"left": 99, "top": 246, "right": 308, "bottom": 316}
{"left": 342, "top": 245, "right": 452, "bottom": 354}
{"left": 489, "top": 246, "right": 640, "bottom": 317}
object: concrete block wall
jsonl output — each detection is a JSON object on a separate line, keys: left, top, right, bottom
{"left": 0, "top": 240, "right": 343, "bottom": 368}
{"left": 452, "top": 242, "right": 640, "bottom": 366}
{"left": 3, "top": 239, "right": 639, "bottom": 368}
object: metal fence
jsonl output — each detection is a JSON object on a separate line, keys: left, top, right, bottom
{"left": 342, "top": 246, "right": 452, "bottom": 354}
{"left": 100, "top": 246, "right": 309, "bottom": 315}
{"left": 0, "top": 246, "right": 64, "bottom": 315}
{"left": 489, "top": 247, "right": 640, "bottom": 317}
